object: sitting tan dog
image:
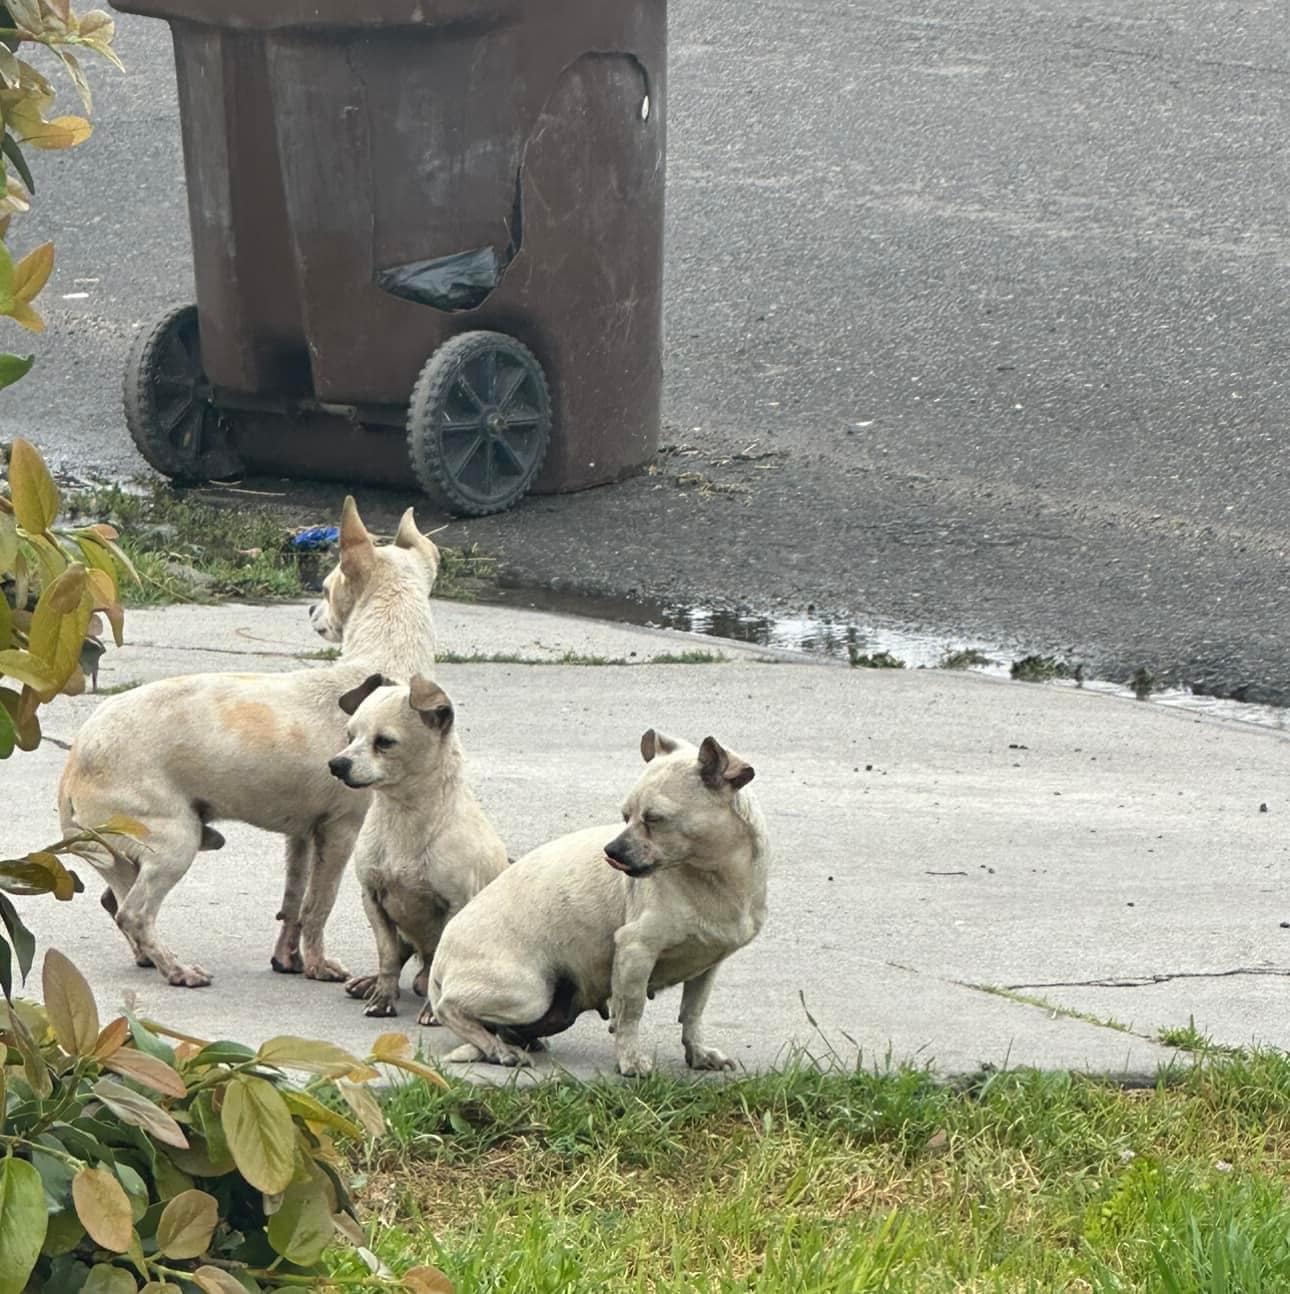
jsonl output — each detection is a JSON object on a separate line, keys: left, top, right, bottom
{"left": 58, "top": 498, "right": 439, "bottom": 988}
{"left": 328, "top": 672, "right": 508, "bottom": 1024}
{"left": 428, "top": 730, "right": 768, "bottom": 1075}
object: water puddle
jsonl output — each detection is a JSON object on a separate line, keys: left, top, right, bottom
{"left": 489, "top": 580, "right": 1290, "bottom": 736}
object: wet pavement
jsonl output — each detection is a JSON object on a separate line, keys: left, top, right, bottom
{"left": 4, "top": 1, "right": 1290, "bottom": 702}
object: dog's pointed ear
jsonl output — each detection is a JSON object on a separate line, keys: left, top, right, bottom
{"left": 393, "top": 507, "right": 442, "bottom": 582}
{"left": 640, "top": 729, "right": 681, "bottom": 762}
{"left": 409, "top": 675, "right": 454, "bottom": 730}
{"left": 698, "top": 736, "right": 754, "bottom": 792}
{"left": 339, "top": 496, "right": 376, "bottom": 578}
{"left": 338, "top": 672, "right": 389, "bottom": 715}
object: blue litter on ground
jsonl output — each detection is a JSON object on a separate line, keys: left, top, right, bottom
{"left": 291, "top": 526, "right": 339, "bottom": 550}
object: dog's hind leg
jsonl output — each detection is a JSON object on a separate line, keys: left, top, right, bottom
{"left": 298, "top": 817, "right": 359, "bottom": 982}
{"left": 434, "top": 974, "right": 552, "bottom": 1066}
{"left": 96, "top": 857, "right": 150, "bottom": 966}
{"left": 112, "top": 815, "right": 209, "bottom": 987}
{"left": 435, "top": 1001, "right": 533, "bottom": 1068}
{"left": 271, "top": 835, "right": 310, "bottom": 974}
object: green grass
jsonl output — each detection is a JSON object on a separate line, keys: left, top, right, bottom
{"left": 63, "top": 482, "right": 493, "bottom": 607}
{"left": 942, "top": 648, "right": 993, "bottom": 670}
{"left": 848, "top": 649, "right": 906, "bottom": 670}
{"left": 1158, "top": 1018, "right": 1246, "bottom": 1058}
{"left": 1011, "top": 654, "right": 1077, "bottom": 683}
{"left": 336, "top": 1052, "right": 1290, "bottom": 1292}
{"left": 967, "top": 983, "right": 1136, "bottom": 1036}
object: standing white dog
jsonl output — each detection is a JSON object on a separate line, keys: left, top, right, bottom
{"left": 328, "top": 673, "right": 509, "bottom": 1024}
{"left": 428, "top": 730, "right": 768, "bottom": 1075}
{"left": 58, "top": 498, "right": 439, "bottom": 988}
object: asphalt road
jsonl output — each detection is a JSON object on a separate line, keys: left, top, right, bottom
{"left": 4, "top": 1, "right": 1289, "bottom": 698}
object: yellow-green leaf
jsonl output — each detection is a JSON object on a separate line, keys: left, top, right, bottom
{"left": 370, "top": 1031, "right": 414, "bottom": 1064}
{"left": 27, "top": 565, "right": 90, "bottom": 694}
{"left": 12, "top": 242, "right": 51, "bottom": 303}
{"left": 337, "top": 1080, "right": 385, "bottom": 1138}
{"left": 1, "top": 850, "right": 75, "bottom": 899}
{"left": 0, "top": 649, "right": 55, "bottom": 692}
{"left": 155, "top": 1189, "right": 218, "bottom": 1261}
{"left": 2, "top": 1001, "right": 49, "bottom": 1095}
{"left": 279, "top": 1088, "right": 362, "bottom": 1140}
{"left": 2, "top": 0, "right": 38, "bottom": 33}
{"left": 103, "top": 1046, "right": 187, "bottom": 1098}
{"left": 71, "top": 1164, "right": 132, "bottom": 1253}
{"left": 42, "top": 947, "right": 99, "bottom": 1055}
{"left": 256, "top": 1035, "right": 371, "bottom": 1080}
{"left": 380, "top": 1053, "right": 451, "bottom": 1090}
{"left": 17, "top": 114, "right": 91, "bottom": 151}
{"left": 99, "top": 815, "right": 149, "bottom": 841}
{"left": 7, "top": 437, "right": 57, "bottom": 534}
{"left": 91, "top": 1078, "right": 188, "bottom": 1150}
{"left": 190, "top": 1267, "right": 246, "bottom": 1294}
{"left": 220, "top": 1076, "right": 296, "bottom": 1193}
{"left": 92, "top": 1015, "right": 129, "bottom": 1060}
{"left": 6, "top": 299, "right": 42, "bottom": 333}
{"left": 81, "top": 1263, "right": 135, "bottom": 1294}
{"left": 0, "top": 1155, "right": 46, "bottom": 1294}
{"left": 84, "top": 565, "right": 117, "bottom": 610}
{"left": 80, "top": 10, "right": 115, "bottom": 40}
{"left": 0, "top": 512, "right": 16, "bottom": 571}
{"left": 0, "top": 352, "right": 33, "bottom": 392}
{"left": 0, "top": 689, "right": 36, "bottom": 752}
{"left": 266, "top": 1174, "right": 334, "bottom": 1265}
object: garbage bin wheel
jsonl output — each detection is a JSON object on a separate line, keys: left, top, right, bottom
{"left": 123, "top": 304, "right": 243, "bottom": 483}
{"left": 407, "top": 330, "right": 552, "bottom": 517}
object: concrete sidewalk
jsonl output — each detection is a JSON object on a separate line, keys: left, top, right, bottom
{"left": 12, "top": 598, "right": 1290, "bottom": 1080}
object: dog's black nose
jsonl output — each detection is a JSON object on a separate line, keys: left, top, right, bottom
{"left": 604, "top": 837, "right": 628, "bottom": 865}
{"left": 328, "top": 756, "right": 352, "bottom": 780}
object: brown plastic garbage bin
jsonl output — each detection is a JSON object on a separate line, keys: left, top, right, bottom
{"left": 111, "top": 0, "right": 667, "bottom": 516}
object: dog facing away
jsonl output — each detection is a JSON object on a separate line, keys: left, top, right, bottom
{"left": 58, "top": 498, "right": 440, "bottom": 988}
{"left": 328, "top": 673, "right": 508, "bottom": 1024}
{"left": 428, "top": 730, "right": 768, "bottom": 1076}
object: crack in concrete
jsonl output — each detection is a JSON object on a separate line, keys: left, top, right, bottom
{"left": 1007, "top": 967, "right": 1290, "bottom": 990}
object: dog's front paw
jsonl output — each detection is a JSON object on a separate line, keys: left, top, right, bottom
{"left": 616, "top": 1050, "right": 654, "bottom": 1078}
{"left": 270, "top": 951, "right": 304, "bottom": 975}
{"left": 415, "top": 1002, "right": 441, "bottom": 1027}
{"left": 345, "top": 974, "right": 378, "bottom": 1000}
{"left": 304, "top": 957, "right": 350, "bottom": 983}
{"left": 166, "top": 964, "right": 212, "bottom": 989}
{"left": 363, "top": 994, "right": 398, "bottom": 1018}
{"left": 684, "top": 1043, "right": 735, "bottom": 1072}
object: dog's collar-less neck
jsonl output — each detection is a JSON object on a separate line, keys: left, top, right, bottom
{"left": 340, "top": 585, "right": 437, "bottom": 677}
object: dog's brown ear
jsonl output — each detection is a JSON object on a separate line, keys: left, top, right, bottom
{"left": 339, "top": 496, "right": 376, "bottom": 578}
{"left": 409, "top": 675, "right": 454, "bottom": 730}
{"left": 338, "top": 672, "right": 389, "bottom": 715}
{"left": 698, "top": 736, "right": 754, "bottom": 792}
{"left": 394, "top": 507, "right": 441, "bottom": 581}
{"left": 640, "top": 729, "right": 681, "bottom": 762}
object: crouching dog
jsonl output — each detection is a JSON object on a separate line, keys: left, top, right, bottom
{"left": 428, "top": 730, "right": 768, "bottom": 1076}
